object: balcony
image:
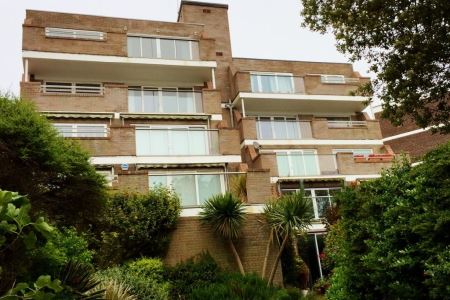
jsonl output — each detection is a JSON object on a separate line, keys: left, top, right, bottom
{"left": 255, "top": 119, "right": 313, "bottom": 140}
{"left": 231, "top": 72, "right": 368, "bottom": 115}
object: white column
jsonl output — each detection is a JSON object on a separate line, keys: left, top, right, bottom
{"left": 211, "top": 68, "right": 216, "bottom": 89}
{"left": 24, "top": 59, "right": 29, "bottom": 82}
{"left": 241, "top": 98, "right": 246, "bottom": 118}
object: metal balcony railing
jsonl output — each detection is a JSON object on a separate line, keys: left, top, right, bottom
{"left": 320, "top": 75, "right": 360, "bottom": 84}
{"left": 54, "top": 124, "right": 109, "bottom": 138}
{"left": 135, "top": 127, "right": 219, "bottom": 156}
{"left": 327, "top": 120, "right": 367, "bottom": 128}
{"left": 45, "top": 27, "right": 106, "bottom": 41}
{"left": 41, "top": 83, "right": 104, "bottom": 95}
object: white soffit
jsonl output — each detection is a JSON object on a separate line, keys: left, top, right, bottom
{"left": 242, "top": 139, "right": 384, "bottom": 147}
{"left": 90, "top": 155, "right": 242, "bottom": 165}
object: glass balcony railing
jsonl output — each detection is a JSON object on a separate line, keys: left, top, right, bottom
{"left": 135, "top": 127, "right": 219, "bottom": 156}
{"left": 276, "top": 153, "right": 341, "bottom": 177}
{"left": 256, "top": 120, "right": 313, "bottom": 139}
{"left": 128, "top": 88, "right": 203, "bottom": 114}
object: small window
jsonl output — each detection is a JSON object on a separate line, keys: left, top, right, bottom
{"left": 97, "top": 168, "right": 115, "bottom": 187}
{"left": 320, "top": 75, "right": 346, "bottom": 84}
{"left": 54, "top": 124, "right": 108, "bottom": 138}
{"left": 45, "top": 27, "right": 105, "bottom": 41}
{"left": 42, "top": 82, "right": 102, "bottom": 95}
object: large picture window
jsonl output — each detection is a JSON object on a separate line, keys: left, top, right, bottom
{"left": 150, "top": 173, "right": 224, "bottom": 206}
{"left": 276, "top": 150, "right": 320, "bottom": 177}
{"left": 255, "top": 116, "right": 300, "bottom": 139}
{"left": 127, "top": 36, "right": 199, "bottom": 60}
{"left": 250, "top": 73, "right": 294, "bottom": 93}
{"left": 128, "top": 87, "right": 202, "bottom": 114}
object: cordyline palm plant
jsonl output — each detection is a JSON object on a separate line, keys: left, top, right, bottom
{"left": 200, "top": 192, "right": 246, "bottom": 275}
{"left": 262, "top": 192, "right": 313, "bottom": 286}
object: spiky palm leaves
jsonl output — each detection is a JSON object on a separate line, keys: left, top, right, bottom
{"left": 263, "top": 192, "right": 314, "bottom": 286}
{"left": 200, "top": 193, "right": 246, "bottom": 274}
{"left": 58, "top": 260, "right": 104, "bottom": 299}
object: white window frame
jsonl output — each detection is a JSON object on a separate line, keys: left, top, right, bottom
{"left": 42, "top": 81, "right": 103, "bottom": 95}
{"left": 53, "top": 123, "right": 108, "bottom": 138}
{"left": 45, "top": 27, "right": 106, "bottom": 41}
{"left": 320, "top": 75, "right": 346, "bottom": 84}
{"left": 135, "top": 124, "right": 214, "bottom": 156}
{"left": 127, "top": 36, "right": 199, "bottom": 60}
{"left": 149, "top": 171, "right": 226, "bottom": 207}
{"left": 128, "top": 86, "right": 201, "bottom": 113}
{"left": 274, "top": 149, "right": 320, "bottom": 177}
{"left": 250, "top": 72, "right": 295, "bottom": 93}
{"left": 255, "top": 116, "right": 301, "bottom": 139}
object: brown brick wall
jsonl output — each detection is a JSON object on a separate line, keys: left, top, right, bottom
{"left": 164, "top": 215, "right": 283, "bottom": 284}
{"left": 21, "top": 82, "right": 128, "bottom": 112}
{"left": 219, "top": 128, "right": 241, "bottom": 155}
{"left": 238, "top": 117, "right": 257, "bottom": 141}
{"left": 246, "top": 170, "right": 273, "bottom": 204}
{"left": 77, "top": 126, "right": 136, "bottom": 156}
{"left": 116, "top": 173, "right": 148, "bottom": 193}
{"left": 202, "top": 89, "right": 222, "bottom": 114}
{"left": 311, "top": 119, "right": 382, "bottom": 140}
{"left": 337, "top": 153, "right": 393, "bottom": 175}
{"left": 386, "top": 131, "right": 450, "bottom": 160}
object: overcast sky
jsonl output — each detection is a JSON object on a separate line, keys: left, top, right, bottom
{"left": 0, "top": 0, "right": 371, "bottom": 95}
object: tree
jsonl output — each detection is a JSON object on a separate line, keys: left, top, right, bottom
{"left": 263, "top": 192, "right": 314, "bottom": 286}
{"left": 0, "top": 96, "right": 107, "bottom": 228}
{"left": 200, "top": 193, "right": 246, "bottom": 275}
{"left": 301, "top": 0, "right": 450, "bottom": 133}
{"left": 325, "top": 142, "right": 450, "bottom": 299}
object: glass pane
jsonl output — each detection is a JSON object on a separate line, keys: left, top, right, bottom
{"left": 178, "top": 90, "right": 195, "bottom": 113}
{"left": 316, "top": 197, "right": 330, "bottom": 218}
{"left": 277, "top": 76, "right": 294, "bottom": 93}
{"left": 143, "top": 89, "right": 159, "bottom": 113}
{"left": 260, "top": 75, "right": 277, "bottom": 93}
{"left": 161, "top": 89, "right": 178, "bottom": 113}
{"left": 172, "top": 175, "right": 197, "bottom": 206}
{"left": 258, "top": 118, "right": 273, "bottom": 139}
{"left": 315, "top": 190, "right": 330, "bottom": 197}
{"left": 194, "top": 92, "right": 203, "bottom": 113}
{"left": 135, "top": 129, "right": 150, "bottom": 156}
{"left": 175, "top": 40, "right": 191, "bottom": 60}
{"left": 273, "top": 117, "right": 287, "bottom": 139}
{"left": 160, "top": 39, "right": 176, "bottom": 59}
{"left": 286, "top": 119, "right": 300, "bottom": 139}
{"left": 276, "top": 153, "right": 290, "bottom": 176}
{"left": 149, "top": 129, "right": 169, "bottom": 155}
{"left": 171, "top": 130, "right": 189, "bottom": 155}
{"left": 78, "top": 125, "right": 104, "bottom": 137}
{"left": 189, "top": 130, "right": 207, "bottom": 155}
{"left": 290, "top": 152, "right": 305, "bottom": 176}
{"left": 142, "top": 38, "right": 157, "bottom": 58}
{"left": 198, "top": 175, "right": 222, "bottom": 205}
{"left": 191, "top": 41, "right": 199, "bottom": 60}
{"left": 303, "top": 152, "right": 319, "bottom": 175}
{"left": 150, "top": 175, "right": 167, "bottom": 187}
{"left": 127, "top": 37, "right": 141, "bottom": 57}
{"left": 128, "top": 89, "right": 142, "bottom": 112}
{"left": 251, "top": 75, "right": 259, "bottom": 92}
{"left": 54, "top": 125, "right": 74, "bottom": 137}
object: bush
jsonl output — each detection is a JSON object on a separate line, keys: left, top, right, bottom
{"left": 190, "top": 273, "right": 291, "bottom": 300}
{"left": 96, "top": 188, "right": 180, "bottom": 265}
{"left": 326, "top": 143, "right": 450, "bottom": 300}
{"left": 164, "top": 252, "right": 221, "bottom": 299}
{"left": 96, "top": 258, "right": 170, "bottom": 300}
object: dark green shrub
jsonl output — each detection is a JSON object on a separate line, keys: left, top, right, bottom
{"left": 326, "top": 143, "right": 450, "bottom": 300}
{"left": 96, "top": 258, "right": 169, "bottom": 300}
{"left": 190, "top": 273, "right": 291, "bottom": 300}
{"left": 164, "top": 252, "right": 221, "bottom": 299}
{"left": 96, "top": 188, "right": 180, "bottom": 265}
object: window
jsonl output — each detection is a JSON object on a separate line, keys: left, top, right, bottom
{"left": 42, "top": 82, "right": 103, "bottom": 95}
{"left": 255, "top": 116, "right": 300, "bottom": 139}
{"left": 250, "top": 73, "right": 294, "bottom": 93}
{"left": 135, "top": 125, "right": 217, "bottom": 156}
{"left": 276, "top": 150, "right": 320, "bottom": 177}
{"left": 127, "top": 36, "right": 199, "bottom": 60}
{"left": 53, "top": 124, "right": 108, "bottom": 138}
{"left": 96, "top": 168, "right": 115, "bottom": 187}
{"left": 149, "top": 173, "right": 225, "bottom": 206}
{"left": 326, "top": 116, "right": 367, "bottom": 128}
{"left": 128, "top": 87, "right": 202, "bottom": 113}
{"left": 333, "top": 149, "right": 373, "bottom": 157}
{"left": 320, "top": 75, "right": 346, "bottom": 84}
{"left": 45, "top": 27, "right": 105, "bottom": 40}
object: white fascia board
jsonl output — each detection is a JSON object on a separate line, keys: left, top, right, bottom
{"left": 382, "top": 127, "right": 431, "bottom": 142}
{"left": 22, "top": 50, "right": 217, "bottom": 68}
{"left": 90, "top": 155, "right": 241, "bottom": 165}
{"left": 232, "top": 92, "right": 368, "bottom": 106}
{"left": 271, "top": 174, "right": 381, "bottom": 182}
{"left": 242, "top": 139, "right": 384, "bottom": 148}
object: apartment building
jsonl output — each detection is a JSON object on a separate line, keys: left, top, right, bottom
{"left": 20, "top": 1, "right": 395, "bottom": 283}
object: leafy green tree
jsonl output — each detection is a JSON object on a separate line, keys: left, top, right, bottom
{"left": 263, "top": 192, "right": 313, "bottom": 286}
{"left": 325, "top": 142, "right": 450, "bottom": 299}
{"left": 96, "top": 188, "right": 180, "bottom": 265}
{"left": 301, "top": 0, "right": 450, "bottom": 133}
{"left": 0, "top": 96, "right": 106, "bottom": 227}
{"left": 200, "top": 193, "right": 246, "bottom": 275}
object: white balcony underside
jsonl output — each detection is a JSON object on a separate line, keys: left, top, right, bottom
{"left": 272, "top": 174, "right": 381, "bottom": 182}
{"left": 90, "top": 155, "right": 241, "bottom": 165}
{"left": 23, "top": 51, "right": 216, "bottom": 85}
{"left": 242, "top": 139, "right": 384, "bottom": 148}
{"left": 234, "top": 92, "right": 368, "bottom": 114}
